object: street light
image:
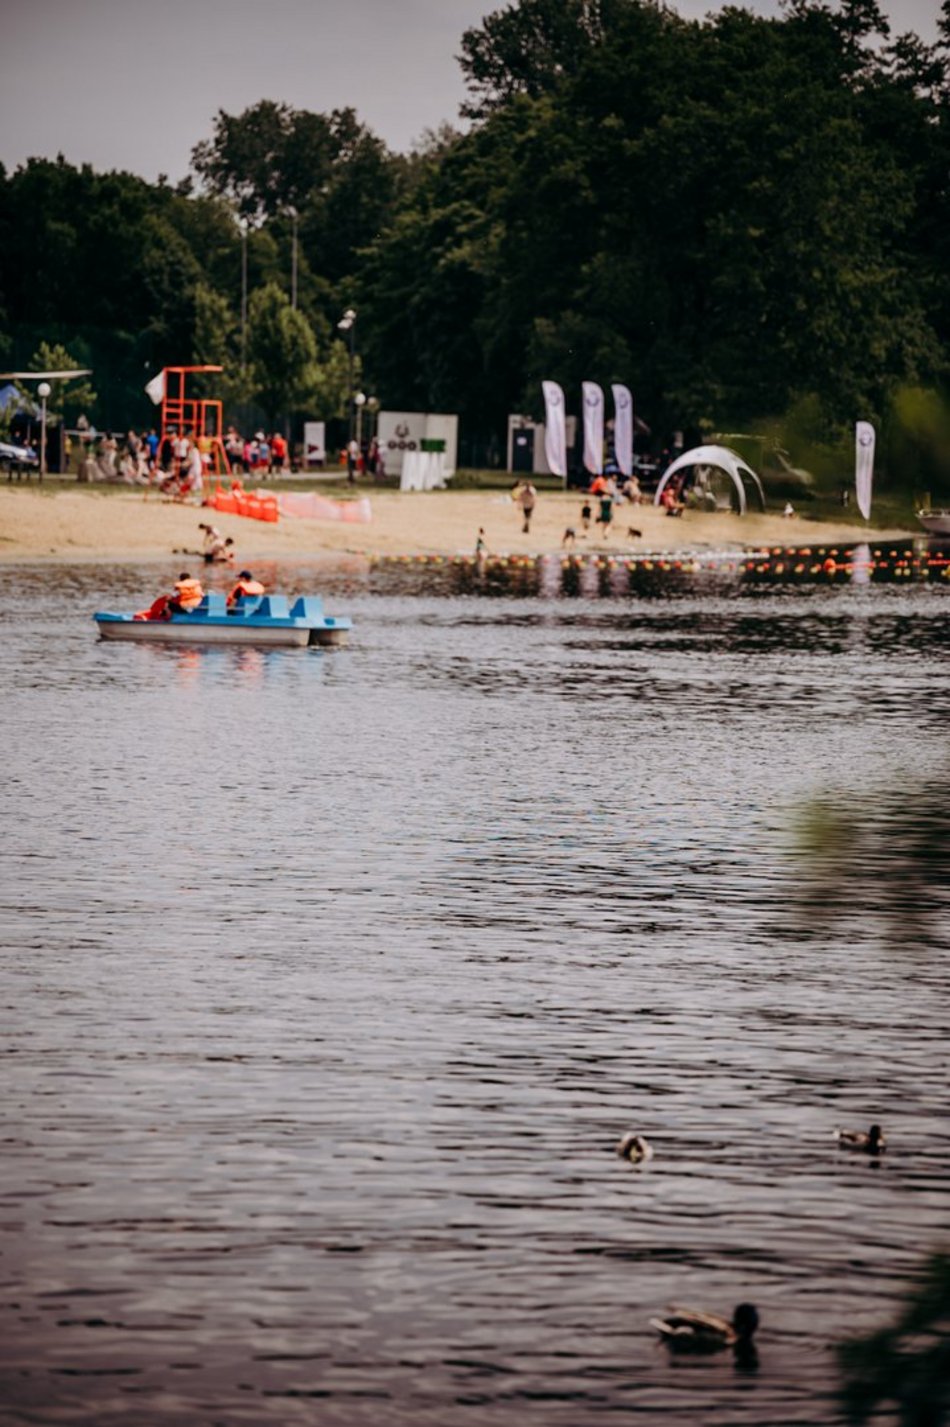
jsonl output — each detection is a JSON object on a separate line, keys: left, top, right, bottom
{"left": 289, "top": 206, "right": 299, "bottom": 310}
{"left": 337, "top": 308, "right": 357, "bottom": 445}
{"left": 37, "top": 381, "right": 51, "bottom": 482}
{"left": 354, "top": 390, "right": 367, "bottom": 450}
{"left": 240, "top": 219, "right": 248, "bottom": 372}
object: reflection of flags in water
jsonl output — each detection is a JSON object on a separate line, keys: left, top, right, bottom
{"left": 542, "top": 380, "right": 566, "bottom": 477}
{"left": 144, "top": 370, "right": 165, "bottom": 405}
{"left": 612, "top": 383, "right": 633, "bottom": 476}
{"left": 855, "top": 420, "right": 875, "bottom": 520}
{"left": 582, "top": 381, "right": 604, "bottom": 475}
{"left": 851, "top": 542, "right": 872, "bottom": 585}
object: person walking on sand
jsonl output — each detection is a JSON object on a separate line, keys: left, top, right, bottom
{"left": 515, "top": 479, "right": 537, "bottom": 534}
{"left": 475, "top": 527, "right": 489, "bottom": 559}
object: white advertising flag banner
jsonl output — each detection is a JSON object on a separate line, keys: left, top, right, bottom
{"left": 612, "top": 383, "right": 633, "bottom": 477}
{"left": 582, "top": 381, "right": 604, "bottom": 476}
{"left": 541, "top": 380, "right": 566, "bottom": 478}
{"left": 144, "top": 370, "right": 165, "bottom": 405}
{"left": 855, "top": 420, "right": 875, "bottom": 521}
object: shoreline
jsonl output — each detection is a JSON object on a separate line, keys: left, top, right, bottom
{"left": 0, "top": 485, "right": 918, "bottom": 567}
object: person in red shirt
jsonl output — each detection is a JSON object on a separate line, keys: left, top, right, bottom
{"left": 270, "top": 432, "right": 288, "bottom": 472}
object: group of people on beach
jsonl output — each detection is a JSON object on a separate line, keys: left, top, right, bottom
{"left": 223, "top": 427, "right": 289, "bottom": 476}
{"left": 506, "top": 469, "right": 646, "bottom": 551}
{"left": 77, "top": 424, "right": 291, "bottom": 498}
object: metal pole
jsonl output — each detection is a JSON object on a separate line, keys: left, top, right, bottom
{"left": 291, "top": 210, "right": 298, "bottom": 311}
{"left": 240, "top": 222, "right": 248, "bottom": 370}
{"left": 348, "top": 323, "right": 355, "bottom": 444}
{"left": 37, "top": 382, "right": 50, "bottom": 482}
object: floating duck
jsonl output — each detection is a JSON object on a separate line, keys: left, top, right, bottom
{"left": 616, "top": 1133, "right": 653, "bottom": 1163}
{"left": 650, "top": 1303, "right": 759, "bottom": 1352}
{"left": 835, "top": 1124, "right": 886, "bottom": 1154}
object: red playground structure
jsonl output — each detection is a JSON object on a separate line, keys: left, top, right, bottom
{"left": 158, "top": 366, "right": 231, "bottom": 477}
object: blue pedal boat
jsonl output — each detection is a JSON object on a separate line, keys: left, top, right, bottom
{"left": 94, "top": 592, "right": 352, "bottom": 648}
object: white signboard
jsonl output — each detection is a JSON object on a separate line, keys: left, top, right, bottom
{"left": 378, "top": 411, "right": 457, "bottom": 479}
{"left": 378, "top": 411, "right": 426, "bottom": 478}
{"left": 303, "top": 420, "right": 326, "bottom": 466}
{"left": 423, "top": 413, "right": 459, "bottom": 476}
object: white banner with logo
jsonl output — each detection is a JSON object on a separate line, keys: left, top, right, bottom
{"left": 855, "top": 420, "right": 875, "bottom": 521}
{"left": 303, "top": 420, "right": 326, "bottom": 465}
{"left": 611, "top": 383, "right": 633, "bottom": 477}
{"left": 541, "top": 381, "right": 566, "bottom": 478}
{"left": 582, "top": 381, "right": 604, "bottom": 476}
{"left": 377, "top": 411, "right": 426, "bottom": 478}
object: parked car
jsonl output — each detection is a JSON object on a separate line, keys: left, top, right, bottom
{"left": 0, "top": 439, "right": 39, "bottom": 478}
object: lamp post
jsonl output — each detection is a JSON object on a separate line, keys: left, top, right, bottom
{"left": 37, "top": 381, "right": 51, "bottom": 482}
{"left": 289, "top": 207, "right": 298, "bottom": 311}
{"left": 354, "top": 391, "right": 367, "bottom": 452}
{"left": 337, "top": 307, "right": 356, "bottom": 446}
{"left": 240, "top": 220, "right": 248, "bottom": 372}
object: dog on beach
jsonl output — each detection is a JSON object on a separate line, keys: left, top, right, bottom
{"left": 627, "top": 527, "right": 643, "bottom": 539}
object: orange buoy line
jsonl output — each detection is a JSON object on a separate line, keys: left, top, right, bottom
{"left": 367, "top": 544, "right": 949, "bottom": 583}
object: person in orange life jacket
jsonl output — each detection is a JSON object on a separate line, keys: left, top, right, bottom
{"left": 168, "top": 572, "right": 204, "bottom": 613}
{"left": 227, "top": 570, "right": 265, "bottom": 607}
{"left": 135, "top": 571, "right": 203, "bottom": 621}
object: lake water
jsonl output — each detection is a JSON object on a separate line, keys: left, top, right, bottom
{"left": 2, "top": 562, "right": 948, "bottom": 1426}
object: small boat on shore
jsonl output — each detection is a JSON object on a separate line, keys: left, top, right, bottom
{"left": 94, "top": 592, "right": 351, "bottom": 648}
{"left": 916, "top": 509, "right": 950, "bottom": 537}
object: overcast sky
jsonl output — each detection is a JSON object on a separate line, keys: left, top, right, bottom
{"left": 1, "top": 0, "right": 942, "bottom": 183}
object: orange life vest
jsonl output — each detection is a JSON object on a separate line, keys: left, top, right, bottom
{"left": 227, "top": 577, "right": 264, "bottom": 606}
{"left": 173, "top": 577, "right": 204, "bottom": 611}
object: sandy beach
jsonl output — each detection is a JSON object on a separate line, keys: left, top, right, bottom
{"left": 0, "top": 484, "right": 911, "bottom": 565}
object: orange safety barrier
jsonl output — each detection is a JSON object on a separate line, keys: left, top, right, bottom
{"left": 208, "top": 481, "right": 280, "bottom": 523}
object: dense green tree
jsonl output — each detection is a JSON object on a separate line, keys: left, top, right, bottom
{"left": 458, "top": 0, "right": 606, "bottom": 117}
{"left": 246, "top": 282, "right": 320, "bottom": 424}
{"left": 191, "top": 101, "right": 401, "bottom": 286}
{"left": 192, "top": 285, "right": 250, "bottom": 407}
{"left": 359, "top": 0, "right": 948, "bottom": 460}
{"left": 2, "top": 0, "right": 950, "bottom": 461}
{"left": 16, "top": 341, "right": 97, "bottom": 421}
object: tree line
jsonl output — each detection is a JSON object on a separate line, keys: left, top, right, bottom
{"left": 2, "top": 0, "right": 950, "bottom": 488}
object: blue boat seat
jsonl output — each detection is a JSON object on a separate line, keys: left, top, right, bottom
{"left": 196, "top": 591, "right": 227, "bottom": 616}
{"left": 229, "top": 596, "right": 261, "bottom": 616}
{"left": 255, "top": 595, "right": 289, "bottom": 619}
{"left": 290, "top": 595, "right": 325, "bottom": 620}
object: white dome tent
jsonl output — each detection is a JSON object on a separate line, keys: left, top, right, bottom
{"left": 653, "top": 444, "right": 766, "bottom": 515}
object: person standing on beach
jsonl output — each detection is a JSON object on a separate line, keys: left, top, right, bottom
{"left": 515, "top": 479, "right": 537, "bottom": 534}
{"left": 347, "top": 438, "right": 359, "bottom": 484}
